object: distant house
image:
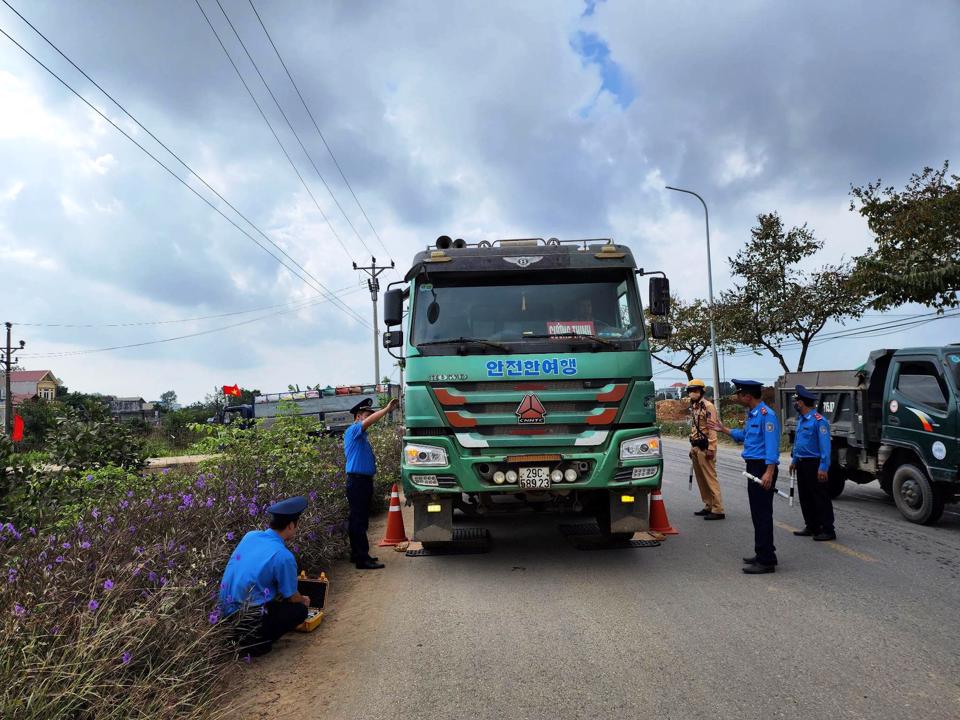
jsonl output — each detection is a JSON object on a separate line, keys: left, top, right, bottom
{"left": 109, "top": 397, "right": 148, "bottom": 423}
{"left": 0, "top": 369, "right": 61, "bottom": 431}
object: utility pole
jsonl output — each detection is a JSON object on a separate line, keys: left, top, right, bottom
{"left": 2, "top": 322, "right": 27, "bottom": 436}
{"left": 353, "top": 257, "right": 394, "bottom": 386}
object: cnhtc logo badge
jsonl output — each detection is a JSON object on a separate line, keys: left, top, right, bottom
{"left": 504, "top": 256, "right": 543, "bottom": 268}
{"left": 515, "top": 394, "right": 547, "bottom": 424}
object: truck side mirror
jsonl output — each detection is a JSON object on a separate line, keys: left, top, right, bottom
{"left": 383, "top": 330, "right": 404, "bottom": 349}
{"left": 384, "top": 289, "right": 404, "bottom": 327}
{"left": 648, "top": 277, "right": 670, "bottom": 316}
{"left": 651, "top": 321, "right": 672, "bottom": 340}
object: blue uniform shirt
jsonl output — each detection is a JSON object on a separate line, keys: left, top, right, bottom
{"left": 344, "top": 420, "right": 376, "bottom": 475}
{"left": 218, "top": 529, "right": 298, "bottom": 616}
{"left": 792, "top": 410, "right": 831, "bottom": 472}
{"left": 730, "top": 401, "right": 781, "bottom": 465}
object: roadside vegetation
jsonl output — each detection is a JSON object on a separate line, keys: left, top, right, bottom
{"left": 0, "top": 413, "right": 401, "bottom": 719}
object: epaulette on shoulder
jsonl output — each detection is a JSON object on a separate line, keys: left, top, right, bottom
{"left": 814, "top": 413, "right": 823, "bottom": 420}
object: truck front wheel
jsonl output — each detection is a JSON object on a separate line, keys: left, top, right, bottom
{"left": 892, "top": 463, "right": 944, "bottom": 525}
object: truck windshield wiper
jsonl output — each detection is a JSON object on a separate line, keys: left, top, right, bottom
{"left": 520, "top": 332, "right": 618, "bottom": 349}
{"left": 416, "top": 337, "right": 512, "bottom": 353}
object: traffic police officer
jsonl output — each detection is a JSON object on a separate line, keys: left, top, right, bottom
{"left": 219, "top": 496, "right": 312, "bottom": 656}
{"left": 344, "top": 396, "right": 398, "bottom": 570}
{"left": 687, "top": 379, "right": 724, "bottom": 520}
{"left": 789, "top": 384, "right": 836, "bottom": 541}
{"left": 710, "top": 379, "right": 781, "bottom": 574}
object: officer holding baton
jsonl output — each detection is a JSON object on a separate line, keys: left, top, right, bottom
{"left": 789, "top": 384, "right": 836, "bottom": 541}
{"left": 709, "top": 379, "right": 781, "bottom": 574}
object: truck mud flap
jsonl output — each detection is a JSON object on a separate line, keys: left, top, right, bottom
{"left": 412, "top": 496, "right": 454, "bottom": 543}
{"left": 607, "top": 488, "right": 651, "bottom": 534}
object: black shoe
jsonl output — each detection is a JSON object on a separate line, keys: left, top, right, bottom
{"left": 742, "top": 563, "right": 776, "bottom": 574}
{"left": 793, "top": 528, "right": 815, "bottom": 536}
{"left": 742, "top": 556, "right": 778, "bottom": 566}
{"left": 704, "top": 512, "right": 726, "bottom": 520}
{"left": 694, "top": 509, "right": 711, "bottom": 516}
{"left": 366, "top": 555, "right": 379, "bottom": 563}
{"left": 355, "top": 559, "right": 385, "bottom": 570}
{"left": 813, "top": 532, "right": 836, "bottom": 542}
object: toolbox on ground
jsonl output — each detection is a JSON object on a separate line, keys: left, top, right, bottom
{"left": 295, "top": 572, "right": 329, "bottom": 633}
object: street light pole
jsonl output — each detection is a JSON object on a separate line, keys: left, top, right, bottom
{"left": 665, "top": 186, "right": 722, "bottom": 415}
{"left": 353, "top": 257, "right": 395, "bottom": 386}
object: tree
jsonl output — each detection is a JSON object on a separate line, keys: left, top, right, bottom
{"left": 158, "top": 390, "right": 178, "bottom": 411}
{"left": 648, "top": 296, "right": 735, "bottom": 381}
{"left": 850, "top": 162, "right": 960, "bottom": 311}
{"left": 722, "top": 212, "right": 865, "bottom": 373}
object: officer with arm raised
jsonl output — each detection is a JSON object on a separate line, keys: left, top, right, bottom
{"left": 709, "top": 379, "right": 781, "bottom": 574}
{"left": 789, "top": 384, "right": 836, "bottom": 541}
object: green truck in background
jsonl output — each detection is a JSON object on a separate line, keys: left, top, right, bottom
{"left": 776, "top": 346, "right": 960, "bottom": 525}
{"left": 381, "top": 236, "right": 671, "bottom": 546}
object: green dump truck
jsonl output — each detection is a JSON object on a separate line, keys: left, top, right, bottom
{"left": 776, "top": 346, "right": 960, "bottom": 524}
{"left": 381, "top": 236, "right": 671, "bottom": 545}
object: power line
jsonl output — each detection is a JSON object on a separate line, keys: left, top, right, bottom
{"left": 214, "top": 0, "right": 377, "bottom": 260}
{"left": 18, "top": 293, "right": 352, "bottom": 359}
{"left": 0, "top": 2, "right": 369, "bottom": 328}
{"left": 247, "top": 0, "right": 394, "bottom": 264}
{"left": 193, "top": 0, "right": 359, "bottom": 262}
{"left": 13, "top": 283, "right": 363, "bottom": 328}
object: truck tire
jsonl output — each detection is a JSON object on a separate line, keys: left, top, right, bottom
{"left": 892, "top": 463, "right": 945, "bottom": 525}
{"left": 827, "top": 466, "right": 846, "bottom": 499}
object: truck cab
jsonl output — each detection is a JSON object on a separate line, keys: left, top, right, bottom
{"left": 777, "top": 345, "right": 960, "bottom": 524}
{"left": 383, "top": 236, "right": 670, "bottom": 545}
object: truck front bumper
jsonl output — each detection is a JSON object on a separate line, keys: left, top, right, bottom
{"left": 400, "top": 427, "right": 663, "bottom": 497}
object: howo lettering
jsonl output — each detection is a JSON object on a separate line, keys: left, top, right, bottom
{"left": 382, "top": 235, "right": 672, "bottom": 546}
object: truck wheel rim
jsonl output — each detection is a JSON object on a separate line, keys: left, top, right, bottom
{"left": 900, "top": 478, "right": 922, "bottom": 509}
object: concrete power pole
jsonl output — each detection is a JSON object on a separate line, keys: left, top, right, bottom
{"left": 353, "top": 257, "right": 394, "bottom": 386}
{"left": 3, "top": 322, "right": 26, "bottom": 435}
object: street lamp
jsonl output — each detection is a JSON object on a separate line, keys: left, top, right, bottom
{"left": 665, "top": 185, "right": 722, "bottom": 415}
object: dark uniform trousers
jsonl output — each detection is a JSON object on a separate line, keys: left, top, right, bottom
{"left": 346, "top": 473, "right": 374, "bottom": 562}
{"left": 796, "top": 457, "right": 835, "bottom": 533}
{"left": 745, "top": 458, "right": 778, "bottom": 566}
{"left": 235, "top": 600, "right": 308, "bottom": 656}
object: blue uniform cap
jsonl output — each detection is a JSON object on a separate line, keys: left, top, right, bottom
{"left": 794, "top": 384, "right": 818, "bottom": 403}
{"left": 350, "top": 397, "right": 374, "bottom": 415}
{"left": 731, "top": 378, "right": 763, "bottom": 390}
{"left": 266, "top": 496, "right": 307, "bottom": 516}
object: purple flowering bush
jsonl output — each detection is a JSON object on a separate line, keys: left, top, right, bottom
{"left": 0, "top": 416, "right": 401, "bottom": 718}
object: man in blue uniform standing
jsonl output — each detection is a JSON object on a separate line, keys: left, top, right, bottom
{"left": 710, "top": 379, "right": 781, "bottom": 574}
{"left": 219, "top": 496, "right": 312, "bottom": 656}
{"left": 789, "top": 384, "right": 836, "bottom": 541}
{"left": 344, "top": 396, "right": 398, "bottom": 570}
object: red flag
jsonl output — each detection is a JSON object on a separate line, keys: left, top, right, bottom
{"left": 11, "top": 415, "right": 24, "bottom": 443}
{"left": 222, "top": 384, "right": 242, "bottom": 397}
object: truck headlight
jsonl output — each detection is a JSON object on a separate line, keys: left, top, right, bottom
{"left": 619, "top": 436, "right": 661, "bottom": 461}
{"left": 403, "top": 443, "right": 449, "bottom": 467}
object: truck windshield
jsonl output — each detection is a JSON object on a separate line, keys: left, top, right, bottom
{"left": 411, "top": 273, "right": 644, "bottom": 352}
{"left": 947, "top": 351, "right": 960, "bottom": 391}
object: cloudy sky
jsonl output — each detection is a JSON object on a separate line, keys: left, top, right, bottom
{"left": 1, "top": 0, "right": 958, "bottom": 403}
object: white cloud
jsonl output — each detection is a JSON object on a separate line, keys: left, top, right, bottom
{"left": 59, "top": 194, "right": 87, "bottom": 219}
{"left": 1, "top": 181, "right": 25, "bottom": 202}
{"left": 87, "top": 153, "right": 117, "bottom": 175}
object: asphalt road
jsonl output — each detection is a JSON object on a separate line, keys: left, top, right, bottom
{"left": 236, "top": 437, "right": 960, "bottom": 720}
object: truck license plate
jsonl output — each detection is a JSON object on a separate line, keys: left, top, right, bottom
{"left": 518, "top": 466, "right": 551, "bottom": 489}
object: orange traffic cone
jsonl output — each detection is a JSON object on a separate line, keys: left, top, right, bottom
{"left": 648, "top": 488, "right": 679, "bottom": 535}
{"left": 378, "top": 483, "right": 409, "bottom": 546}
